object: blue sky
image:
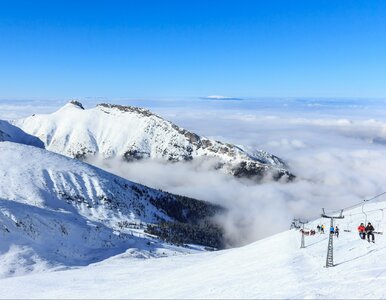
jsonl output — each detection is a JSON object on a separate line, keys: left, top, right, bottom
{"left": 0, "top": 0, "right": 385, "bottom": 99}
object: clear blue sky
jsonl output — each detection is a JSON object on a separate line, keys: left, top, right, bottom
{"left": 0, "top": 0, "right": 385, "bottom": 99}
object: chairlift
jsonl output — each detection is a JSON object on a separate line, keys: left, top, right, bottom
{"left": 290, "top": 218, "right": 301, "bottom": 230}
{"left": 301, "top": 226, "right": 316, "bottom": 236}
{"left": 361, "top": 200, "right": 368, "bottom": 225}
{"left": 344, "top": 214, "right": 353, "bottom": 232}
{"left": 374, "top": 208, "right": 384, "bottom": 235}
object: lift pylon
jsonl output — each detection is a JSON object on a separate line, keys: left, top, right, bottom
{"left": 298, "top": 219, "right": 308, "bottom": 249}
{"left": 321, "top": 209, "right": 344, "bottom": 268}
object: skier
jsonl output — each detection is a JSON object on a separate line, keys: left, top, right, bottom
{"left": 358, "top": 223, "right": 366, "bottom": 240}
{"left": 316, "top": 225, "right": 321, "bottom": 233}
{"left": 335, "top": 226, "right": 340, "bottom": 238}
{"left": 330, "top": 226, "right": 335, "bottom": 235}
{"left": 365, "top": 222, "right": 375, "bottom": 243}
{"left": 321, "top": 224, "right": 325, "bottom": 234}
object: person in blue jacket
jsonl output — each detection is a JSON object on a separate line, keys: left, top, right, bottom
{"left": 330, "top": 226, "right": 335, "bottom": 235}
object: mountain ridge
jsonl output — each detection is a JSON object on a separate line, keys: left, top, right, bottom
{"left": 14, "top": 101, "right": 294, "bottom": 181}
{"left": 0, "top": 141, "right": 224, "bottom": 278}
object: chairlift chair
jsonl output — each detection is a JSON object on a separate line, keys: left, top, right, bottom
{"left": 344, "top": 214, "right": 353, "bottom": 232}
{"left": 374, "top": 208, "right": 384, "bottom": 235}
{"left": 361, "top": 200, "right": 368, "bottom": 225}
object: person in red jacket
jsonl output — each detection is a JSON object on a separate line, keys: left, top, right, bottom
{"left": 358, "top": 223, "right": 366, "bottom": 239}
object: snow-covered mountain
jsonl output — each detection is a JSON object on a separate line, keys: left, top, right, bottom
{"left": 2, "top": 199, "right": 385, "bottom": 298}
{"left": 0, "top": 141, "right": 224, "bottom": 278}
{"left": 14, "top": 101, "right": 293, "bottom": 180}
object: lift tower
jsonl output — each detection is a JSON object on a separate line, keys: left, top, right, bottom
{"left": 299, "top": 219, "right": 307, "bottom": 248}
{"left": 321, "top": 209, "right": 344, "bottom": 268}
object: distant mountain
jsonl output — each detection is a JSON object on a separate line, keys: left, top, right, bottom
{"left": 0, "top": 141, "right": 224, "bottom": 277}
{"left": 14, "top": 101, "right": 294, "bottom": 181}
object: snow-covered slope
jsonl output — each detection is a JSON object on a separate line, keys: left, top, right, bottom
{"left": 0, "top": 142, "right": 223, "bottom": 278}
{"left": 14, "top": 101, "right": 293, "bottom": 180}
{"left": 2, "top": 200, "right": 385, "bottom": 299}
{"left": 0, "top": 120, "right": 44, "bottom": 147}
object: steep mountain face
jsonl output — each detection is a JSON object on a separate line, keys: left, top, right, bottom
{"left": 0, "top": 142, "right": 224, "bottom": 277}
{"left": 14, "top": 101, "right": 294, "bottom": 181}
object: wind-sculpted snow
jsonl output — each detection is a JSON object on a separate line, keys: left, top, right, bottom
{"left": 14, "top": 101, "right": 293, "bottom": 181}
{"left": 0, "top": 142, "right": 224, "bottom": 278}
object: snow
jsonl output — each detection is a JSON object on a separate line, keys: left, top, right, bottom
{"left": 0, "top": 120, "right": 44, "bottom": 147}
{"left": 202, "top": 95, "right": 243, "bottom": 100}
{"left": 3, "top": 102, "right": 386, "bottom": 298}
{"left": 13, "top": 101, "right": 290, "bottom": 179}
{"left": 1, "top": 199, "right": 386, "bottom": 299}
{"left": 0, "top": 141, "right": 208, "bottom": 279}
{"left": 206, "top": 95, "right": 229, "bottom": 99}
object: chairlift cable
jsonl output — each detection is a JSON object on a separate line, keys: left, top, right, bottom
{"left": 362, "top": 201, "right": 368, "bottom": 225}
{"left": 337, "top": 191, "right": 386, "bottom": 215}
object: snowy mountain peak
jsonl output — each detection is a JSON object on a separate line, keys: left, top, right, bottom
{"left": 68, "top": 100, "right": 85, "bottom": 110}
{"left": 13, "top": 103, "right": 294, "bottom": 181}
{"left": 55, "top": 101, "right": 85, "bottom": 114}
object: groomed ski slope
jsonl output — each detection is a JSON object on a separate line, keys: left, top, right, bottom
{"left": 1, "top": 201, "right": 385, "bottom": 299}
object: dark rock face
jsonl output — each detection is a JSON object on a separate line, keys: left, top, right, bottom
{"left": 232, "top": 161, "right": 266, "bottom": 180}
{"left": 69, "top": 100, "right": 85, "bottom": 110}
{"left": 123, "top": 149, "right": 151, "bottom": 162}
{"left": 171, "top": 124, "right": 202, "bottom": 146}
{"left": 98, "top": 103, "right": 157, "bottom": 118}
{"left": 231, "top": 161, "right": 295, "bottom": 181}
{"left": 71, "top": 147, "right": 94, "bottom": 160}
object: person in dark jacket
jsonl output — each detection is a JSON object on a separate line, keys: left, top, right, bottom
{"left": 366, "top": 222, "right": 375, "bottom": 243}
{"left": 335, "top": 226, "right": 340, "bottom": 238}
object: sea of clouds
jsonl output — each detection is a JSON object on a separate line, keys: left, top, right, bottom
{"left": 2, "top": 97, "right": 386, "bottom": 246}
